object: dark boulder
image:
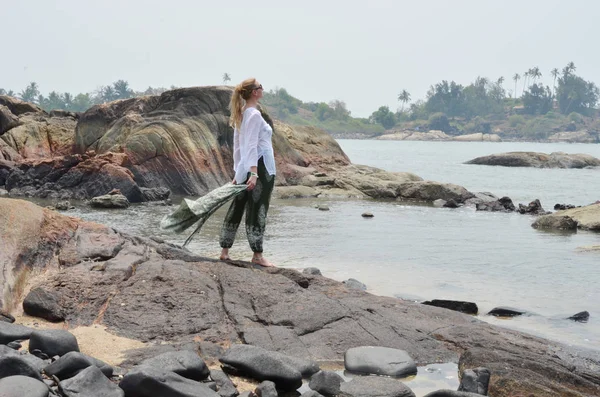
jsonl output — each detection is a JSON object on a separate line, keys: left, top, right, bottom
{"left": 255, "top": 380, "right": 278, "bottom": 397}
{"left": 0, "top": 105, "right": 20, "bottom": 135}
{"left": 29, "top": 329, "right": 79, "bottom": 357}
{"left": 23, "top": 287, "right": 65, "bottom": 322}
{"left": 344, "top": 346, "right": 417, "bottom": 377}
{"left": 44, "top": 351, "right": 113, "bottom": 380}
{"left": 141, "top": 186, "right": 171, "bottom": 201}
{"left": 343, "top": 278, "right": 367, "bottom": 291}
{"left": 210, "top": 369, "right": 239, "bottom": 397}
{"left": 554, "top": 203, "right": 576, "bottom": 211}
{"left": 308, "top": 370, "right": 344, "bottom": 396}
{"left": 476, "top": 196, "right": 515, "bottom": 212}
{"left": 567, "top": 311, "right": 589, "bottom": 323}
{"left": 517, "top": 199, "right": 547, "bottom": 215}
{"left": 58, "top": 365, "right": 123, "bottom": 397}
{"left": 0, "top": 375, "right": 49, "bottom": 397}
{"left": 422, "top": 300, "right": 478, "bottom": 315}
{"left": 487, "top": 307, "right": 526, "bottom": 318}
{"left": 119, "top": 366, "right": 219, "bottom": 397}
{"left": 0, "top": 310, "right": 15, "bottom": 323}
{"left": 339, "top": 376, "right": 415, "bottom": 397}
{"left": 0, "top": 322, "right": 33, "bottom": 344}
{"left": 458, "top": 367, "right": 490, "bottom": 395}
{"left": 140, "top": 350, "right": 209, "bottom": 381}
{"left": 443, "top": 199, "right": 459, "bottom": 208}
{"left": 0, "top": 355, "right": 43, "bottom": 380}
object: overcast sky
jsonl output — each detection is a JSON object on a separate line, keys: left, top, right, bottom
{"left": 3, "top": 0, "right": 599, "bottom": 117}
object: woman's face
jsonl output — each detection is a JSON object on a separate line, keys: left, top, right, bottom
{"left": 253, "top": 83, "right": 264, "bottom": 99}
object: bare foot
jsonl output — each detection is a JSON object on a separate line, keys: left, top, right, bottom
{"left": 219, "top": 255, "right": 231, "bottom": 261}
{"left": 251, "top": 256, "right": 276, "bottom": 267}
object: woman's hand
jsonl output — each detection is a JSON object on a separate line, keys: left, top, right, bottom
{"left": 247, "top": 175, "right": 258, "bottom": 190}
{"left": 232, "top": 179, "right": 236, "bottom": 185}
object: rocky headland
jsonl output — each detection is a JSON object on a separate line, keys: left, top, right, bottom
{"left": 1, "top": 197, "right": 600, "bottom": 397}
{"left": 465, "top": 151, "right": 600, "bottom": 168}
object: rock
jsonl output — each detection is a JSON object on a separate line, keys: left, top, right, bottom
{"left": 332, "top": 164, "right": 422, "bottom": 199}
{"left": 140, "top": 350, "right": 209, "bottom": 381}
{"left": 119, "top": 366, "right": 219, "bottom": 397}
{"left": 58, "top": 365, "right": 123, "bottom": 397}
{"left": 23, "top": 287, "right": 65, "bottom": 322}
{"left": 433, "top": 199, "right": 446, "bottom": 208}
{"left": 339, "top": 376, "right": 415, "bottom": 397}
{"left": 0, "top": 322, "right": 33, "bottom": 344}
{"left": 301, "top": 391, "right": 325, "bottom": 397}
{"left": 0, "top": 96, "right": 44, "bottom": 116}
{"left": 140, "top": 186, "right": 171, "bottom": 201}
{"left": 532, "top": 203, "right": 600, "bottom": 231}
{"left": 239, "top": 392, "right": 256, "bottom": 397}
{"left": 219, "top": 344, "right": 303, "bottom": 391}
{"left": 90, "top": 193, "right": 130, "bottom": 208}
{"left": 0, "top": 346, "right": 47, "bottom": 372}
{"left": 343, "top": 279, "right": 367, "bottom": 291}
{"left": 517, "top": 199, "right": 547, "bottom": 215}
{"left": 464, "top": 192, "right": 499, "bottom": 207}
{"left": 487, "top": 307, "right": 526, "bottom": 318}
{"left": 6, "top": 341, "right": 21, "bottom": 350}
{"left": 0, "top": 310, "right": 15, "bottom": 323}
{"left": 273, "top": 186, "right": 319, "bottom": 199}
{"left": 554, "top": 203, "right": 576, "bottom": 211}
{"left": 308, "top": 370, "right": 344, "bottom": 396}
{"left": 44, "top": 351, "right": 113, "bottom": 380}
{"left": 0, "top": 375, "right": 49, "bottom": 397}
{"left": 397, "top": 181, "right": 475, "bottom": 204}
{"left": 255, "top": 380, "right": 278, "bottom": 397}
{"left": 377, "top": 130, "right": 450, "bottom": 141}
{"left": 465, "top": 151, "right": 600, "bottom": 168}
{"left": 422, "top": 391, "right": 483, "bottom": 397}
{"left": 344, "top": 346, "right": 417, "bottom": 378}
{"left": 476, "top": 196, "right": 515, "bottom": 212}
{"left": 361, "top": 212, "right": 374, "bottom": 218}
{"left": 0, "top": 188, "right": 7, "bottom": 196}
{"left": 209, "top": 369, "right": 239, "bottom": 397}
{"left": 548, "top": 130, "right": 598, "bottom": 143}
{"left": 0, "top": 104, "right": 20, "bottom": 135}
{"left": 567, "top": 311, "right": 590, "bottom": 323}
{"left": 422, "top": 300, "right": 478, "bottom": 315}
{"left": 453, "top": 133, "right": 501, "bottom": 142}
{"left": 443, "top": 199, "right": 459, "bottom": 208}
{"left": 54, "top": 200, "right": 71, "bottom": 211}
{"left": 458, "top": 367, "right": 490, "bottom": 395}
{"left": 0, "top": 355, "right": 43, "bottom": 380}
{"left": 205, "top": 381, "right": 218, "bottom": 391}
{"left": 317, "top": 205, "right": 330, "bottom": 211}
{"left": 531, "top": 215, "right": 578, "bottom": 231}
{"left": 29, "top": 330, "right": 79, "bottom": 357}
{"left": 303, "top": 267, "right": 322, "bottom": 276}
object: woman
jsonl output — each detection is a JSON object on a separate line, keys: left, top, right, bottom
{"left": 219, "top": 78, "right": 276, "bottom": 267}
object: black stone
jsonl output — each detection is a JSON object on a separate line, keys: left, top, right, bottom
{"left": 343, "top": 278, "right": 367, "bottom": 291}
{"left": 141, "top": 187, "right": 171, "bottom": 201}
{"left": 554, "top": 203, "right": 576, "bottom": 211}
{"left": 119, "top": 366, "right": 219, "bottom": 397}
{"left": 140, "top": 350, "right": 209, "bottom": 381}
{"left": 487, "top": 307, "right": 526, "bottom": 318}
{"left": 0, "top": 375, "right": 49, "bottom": 397}
{"left": 422, "top": 300, "right": 478, "bottom": 315}
{"left": 567, "top": 311, "right": 590, "bottom": 323}
{"left": 443, "top": 199, "right": 459, "bottom": 208}
{"left": 44, "top": 351, "right": 113, "bottom": 380}
{"left": 7, "top": 341, "right": 21, "bottom": 350}
{"left": 0, "top": 322, "right": 33, "bottom": 344}
{"left": 29, "top": 329, "right": 79, "bottom": 357}
{"left": 58, "top": 366, "right": 123, "bottom": 397}
{"left": 344, "top": 346, "right": 417, "bottom": 377}
{"left": 518, "top": 199, "right": 546, "bottom": 215}
{"left": 0, "top": 345, "right": 47, "bottom": 372}
{"left": 0, "top": 310, "right": 15, "bottom": 323}
{"left": 219, "top": 344, "right": 303, "bottom": 391}
{"left": 255, "top": 380, "right": 278, "bottom": 397}
{"left": 210, "top": 369, "right": 239, "bottom": 397}
{"left": 0, "top": 355, "right": 43, "bottom": 380}
{"left": 308, "top": 370, "right": 344, "bottom": 396}
{"left": 458, "top": 367, "right": 490, "bottom": 395}
{"left": 339, "top": 376, "right": 415, "bottom": 397}
{"left": 23, "top": 288, "right": 65, "bottom": 322}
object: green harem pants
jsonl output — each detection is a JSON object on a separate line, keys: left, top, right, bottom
{"left": 219, "top": 157, "right": 275, "bottom": 253}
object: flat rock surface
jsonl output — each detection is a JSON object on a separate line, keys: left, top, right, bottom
{"left": 344, "top": 346, "right": 417, "bottom": 377}
{"left": 533, "top": 203, "right": 600, "bottom": 231}
{"left": 465, "top": 151, "right": 600, "bottom": 168}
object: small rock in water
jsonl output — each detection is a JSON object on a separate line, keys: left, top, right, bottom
{"left": 361, "top": 212, "right": 374, "bottom": 218}
{"left": 54, "top": 200, "right": 71, "bottom": 211}
{"left": 443, "top": 199, "right": 459, "bottom": 208}
{"left": 567, "top": 311, "right": 589, "bottom": 323}
{"left": 317, "top": 205, "right": 330, "bottom": 211}
{"left": 487, "top": 307, "right": 526, "bottom": 318}
{"left": 422, "top": 299, "right": 478, "bottom": 315}
{"left": 432, "top": 199, "right": 446, "bottom": 208}
{"left": 343, "top": 278, "right": 367, "bottom": 291}
{"left": 303, "top": 267, "right": 322, "bottom": 276}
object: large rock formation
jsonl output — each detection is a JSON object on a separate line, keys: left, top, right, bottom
{"left": 532, "top": 203, "right": 600, "bottom": 231}
{"left": 465, "top": 151, "right": 600, "bottom": 168}
{"left": 1, "top": 197, "right": 599, "bottom": 397}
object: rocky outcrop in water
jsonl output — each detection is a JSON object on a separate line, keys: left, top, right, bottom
{"left": 465, "top": 151, "right": 600, "bottom": 168}
{"left": 532, "top": 203, "right": 600, "bottom": 231}
{"left": 1, "top": 197, "right": 599, "bottom": 397}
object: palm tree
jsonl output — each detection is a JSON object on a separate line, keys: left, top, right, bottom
{"left": 19, "top": 82, "right": 40, "bottom": 103}
{"left": 497, "top": 76, "right": 505, "bottom": 86}
{"left": 551, "top": 68, "right": 559, "bottom": 97}
{"left": 397, "top": 90, "right": 411, "bottom": 112}
{"left": 513, "top": 73, "right": 520, "bottom": 99}
{"left": 522, "top": 70, "right": 532, "bottom": 95}
{"left": 530, "top": 66, "right": 542, "bottom": 82}
{"left": 113, "top": 80, "right": 133, "bottom": 99}
{"left": 222, "top": 73, "right": 231, "bottom": 84}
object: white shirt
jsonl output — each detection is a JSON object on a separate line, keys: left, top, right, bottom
{"left": 233, "top": 107, "right": 276, "bottom": 184}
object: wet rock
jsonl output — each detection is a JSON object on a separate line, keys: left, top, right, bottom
{"left": 465, "top": 151, "right": 600, "bottom": 168}
{"left": 463, "top": 192, "right": 499, "bottom": 207}
{"left": 317, "top": 205, "right": 330, "bottom": 211}
{"left": 29, "top": 329, "right": 79, "bottom": 357}
{"left": 518, "top": 199, "right": 547, "bottom": 215}
{"left": 255, "top": 380, "right": 278, "bottom": 397}
{"left": 0, "top": 310, "right": 15, "bottom": 323}
{"left": 361, "top": 212, "right": 374, "bottom": 218}
{"left": 398, "top": 180, "right": 475, "bottom": 204}
{"left": 141, "top": 186, "right": 171, "bottom": 201}
{"left": 554, "top": 203, "right": 576, "bottom": 211}
{"left": 531, "top": 215, "right": 578, "bottom": 231}
{"left": 0, "top": 355, "right": 43, "bottom": 380}
{"left": 119, "top": 366, "right": 219, "bottom": 397}
{"left": 58, "top": 366, "right": 123, "bottom": 397}
{"left": 443, "top": 199, "right": 459, "bottom": 208}
{"left": 339, "top": 376, "right": 415, "bottom": 397}
{"left": 344, "top": 346, "right": 417, "bottom": 377}
{"left": 343, "top": 279, "right": 367, "bottom": 291}
{"left": 567, "top": 311, "right": 589, "bottom": 323}
{"left": 140, "top": 350, "right": 209, "bottom": 381}
{"left": 487, "top": 307, "right": 526, "bottom": 318}
{"left": 308, "top": 370, "right": 344, "bottom": 396}
{"left": 23, "top": 287, "right": 65, "bottom": 322}
{"left": 0, "top": 375, "right": 49, "bottom": 397}
{"left": 54, "top": 200, "right": 71, "bottom": 211}
{"left": 7, "top": 341, "right": 21, "bottom": 350}
{"left": 90, "top": 193, "right": 130, "bottom": 208}
{"left": 422, "top": 300, "right": 478, "bottom": 315}
{"left": 303, "top": 267, "right": 322, "bottom": 276}
{"left": 44, "top": 351, "right": 113, "bottom": 380}
{"left": 458, "top": 367, "right": 490, "bottom": 395}
{"left": 476, "top": 196, "right": 515, "bottom": 212}
{"left": 0, "top": 322, "right": 33, "bottom": 344}
{"left": 219, "top": 344, "right": 303, "bottom": 391}
{"left": 209, "top": 369, "right": 239, "bottom": 397}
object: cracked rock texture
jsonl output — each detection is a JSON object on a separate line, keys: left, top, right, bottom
{"left": 1, "top": 197, "right": 600, "bottom": 396}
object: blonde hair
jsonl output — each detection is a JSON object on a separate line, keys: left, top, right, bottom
{"left": 229, "top": 78, "right": 260, "bottom": 130}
